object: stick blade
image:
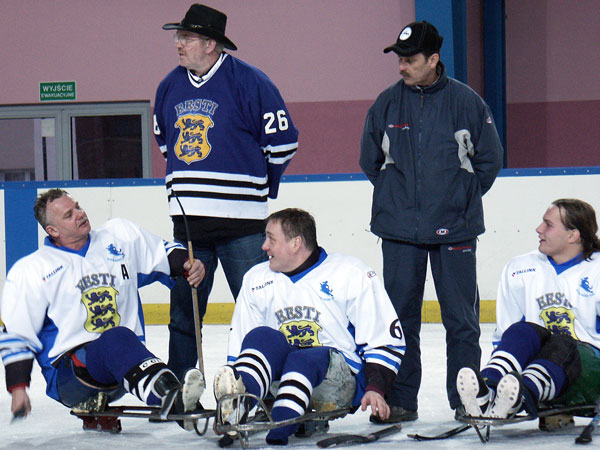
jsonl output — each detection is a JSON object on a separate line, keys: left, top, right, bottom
{"left": 575, "top": 412, "right": 599, "bottom": 445}
{"left": 575, "top": 425, "right": 593, "bottom": 445}
{"left": 316, "top": 424, "right": 401, "bottom": 448}
{"left": 317, "top": 434, "right": 370, "bottom": 448}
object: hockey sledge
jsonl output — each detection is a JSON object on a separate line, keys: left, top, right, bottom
{"left": 70, "top": 404, "right": 215, "bottom": 436}
{"left": 455, "top": 404, "right": 598, "bottom": 443}
{"left": 214, "top": 392, "right": 351, "bottom": 449}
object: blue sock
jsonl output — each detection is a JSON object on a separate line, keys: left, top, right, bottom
{"left": 266, "top": 406, "right": 300, "bottom": 445}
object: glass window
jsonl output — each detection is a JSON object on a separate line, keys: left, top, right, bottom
{"left": 71, "top": 115, "right": 143, "bottom": 179}
{"left": 0, "top": 117, "right": 57, "bottom": 181}
{"left": 0, "top": 102, "right": 151, "bottom": 181}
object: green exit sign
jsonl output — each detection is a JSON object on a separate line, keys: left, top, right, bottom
{"left": 40, "top": 81, "right": 76, "bottom": 101}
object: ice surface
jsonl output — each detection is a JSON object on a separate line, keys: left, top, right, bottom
{"left": 0, "top": 324, "right": 591, "bottom": 449}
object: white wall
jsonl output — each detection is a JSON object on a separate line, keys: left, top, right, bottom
{"left": 2, "top": 173, "right": 598, "bottom": 305}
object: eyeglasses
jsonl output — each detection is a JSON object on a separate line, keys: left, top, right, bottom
{"left": 173, "top": 32, "right": 210, "bottom": 46}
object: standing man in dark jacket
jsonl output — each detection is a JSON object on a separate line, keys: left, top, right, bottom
{"left": 360, "top": 21, "right": 503, "bottom": 422}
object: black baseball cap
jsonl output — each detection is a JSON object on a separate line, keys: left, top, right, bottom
{"left": 384, "top": 21, "right": 443, "bottom": 56}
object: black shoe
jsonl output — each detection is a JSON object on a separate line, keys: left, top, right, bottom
{"left": 454, "top": 405, "right": 466, "bottom": 420}
{"left": 369, "top": 405, "right": 418, "bottom": 424}
{"left": 295, "top": 420, "right": 329, "bottom": 437}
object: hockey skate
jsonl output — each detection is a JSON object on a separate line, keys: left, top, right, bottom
{"left": 214, "top": 365, "right": 249, "bottom": 428}
{"left": 457, "top": 367, "right": 494, "bottom": 418}
{"left": 160, "top": 368, "right": 206, "bottom": 431}
{"left": 489, "top": 372, "right": 523, "bottom": 419}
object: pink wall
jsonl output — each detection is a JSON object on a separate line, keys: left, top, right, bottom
{"left": 10, "top": 2, "right": 597, "bottom": 173}
{"left": 505, "top": 0, "right": 600, "bottom": 167}
{"left": 1, "top": 1, "right": 414, "bottom": 177}
{"left": 0, "top": 1, "right": 410, "bottom": 105}
{"left": 506, "top": 0, "right": 600, "bottom": 103}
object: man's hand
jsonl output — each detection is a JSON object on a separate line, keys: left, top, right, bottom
{"left": 11, "top": 387, "right": 31, "bottom": 419}
{"left": 360, "top": 390, "right": 390, "bottom": 420}
{"left": 184, "top": 259, "right": 206, "bottom": 288}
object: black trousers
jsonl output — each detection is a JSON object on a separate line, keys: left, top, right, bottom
{"left": 382, "top": 238, "right": 481, "bottom": 410}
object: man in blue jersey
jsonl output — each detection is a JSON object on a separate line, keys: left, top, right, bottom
{"left": 154, "top": 4, "right": 299, "bottom": 380}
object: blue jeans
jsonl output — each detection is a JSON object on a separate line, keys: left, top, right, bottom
{"left": 168, "top": 232, "right": 267, "bottom": 379}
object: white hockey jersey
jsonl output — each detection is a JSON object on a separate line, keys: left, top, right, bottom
{"left": 0, "top": 218, "right": 181, "bottom": 397}
{"left": 227, "top": 249, "right": 405, "bottom": 375}
{"left": 494, "top": 250, "right": 600, "bottom": 348}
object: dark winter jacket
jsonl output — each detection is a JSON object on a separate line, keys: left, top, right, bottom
{"left": 360, "top": 62, "right": 503, "bottom": 244}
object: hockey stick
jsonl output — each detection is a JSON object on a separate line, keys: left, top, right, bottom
{"left": 407, "top": 423, "right": 471, "bottom": 441}
{"left": 576, "top": 410, "right": 600, "bottom": 445}
{"left": 316, "top": 424, "right": 402, "bottom": 448}
{"left": 172, "top": 190, "right": 204, "bottom": 375}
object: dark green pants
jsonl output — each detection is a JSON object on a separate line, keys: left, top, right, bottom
{"left": 546, "top": 341, "right": 600, "bottom": 413}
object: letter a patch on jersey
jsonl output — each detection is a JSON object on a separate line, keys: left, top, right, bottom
{"left": 81, "top": 286, "right": 121, "bottom": 333}
{"left": 174, "top": 114, "right": 214, "bottom": 164}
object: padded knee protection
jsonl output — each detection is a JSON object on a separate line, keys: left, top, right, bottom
{"left": 311, "top": 350, "right": 356, "bottom": 411}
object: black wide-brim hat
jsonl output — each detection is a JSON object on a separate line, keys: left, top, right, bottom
{"left": 163, "top": 3, "right": 237, "bottom": 51}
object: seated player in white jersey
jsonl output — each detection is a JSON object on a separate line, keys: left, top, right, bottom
{"left": 457, "top": 198, "right": 600, "bottom": 422}
{"left": 212, "top": 208, "right": 406, "bottom": 445}
{"left": 0, "top": 189, "right": 206, "bottom": 430}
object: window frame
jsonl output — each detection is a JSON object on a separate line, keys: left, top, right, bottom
{"left": 0, "top": 101, "right": 152, "bottom": 180}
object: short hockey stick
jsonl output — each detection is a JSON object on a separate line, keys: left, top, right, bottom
{"left": 316, "top": 424, "right": 402, "bottom": 448}
{"left": 576, "top": 411, "right": 600, "bottom": 445}
{"left": 408, "top": 423, "right": 471, "bottom": 441}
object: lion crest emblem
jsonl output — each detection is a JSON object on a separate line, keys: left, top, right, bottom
{"left": 280, "top": 320, "right": 323, "bottom": 347}
{"left": 81, "top": 286, "right": 121, "bottom": 332}
{"left": 539, "top": 306, "right": 578, "bottom": 338}
{"left": 174, "top": 114, "right": 214, "bottom": 164}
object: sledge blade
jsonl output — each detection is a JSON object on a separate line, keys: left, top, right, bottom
{"left": 71, "top": 404, "right": 215, "bottom": 425}
{"left": 214, "top": 392, "right": 350, "bottom": 436}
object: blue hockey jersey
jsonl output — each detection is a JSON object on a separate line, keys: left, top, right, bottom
{"left": 154, "top": 53, "right": 298, "bottom": 229}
